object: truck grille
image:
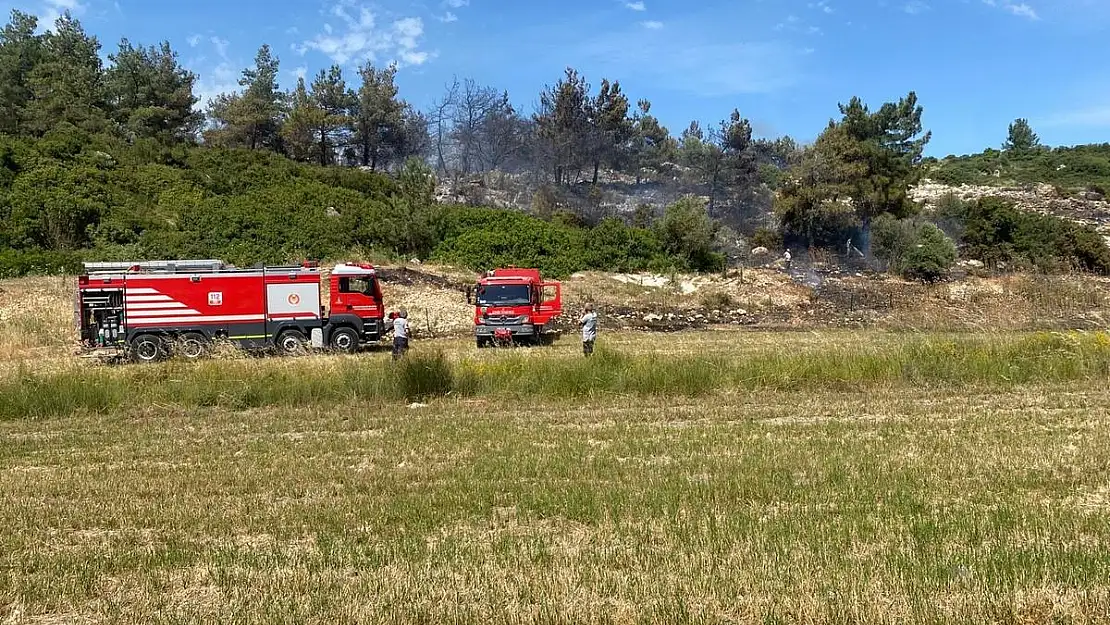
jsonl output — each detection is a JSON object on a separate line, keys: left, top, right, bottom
{"left": 485, "top": 315, "right": 523, "bottom": 326}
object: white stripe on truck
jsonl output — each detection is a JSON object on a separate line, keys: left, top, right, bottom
{"left": 127, "top": 314, "right": 266, "bottom": 325}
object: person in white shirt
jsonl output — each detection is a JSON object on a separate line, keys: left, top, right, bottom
{"left": 392, "top": 308, "right": 410, "bottom": 360}
{"left": 579, "top": 303, "right": 598, "bottom": 357}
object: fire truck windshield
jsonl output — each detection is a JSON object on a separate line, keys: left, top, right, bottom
{"left": 477, "top": 284, "right": 531, "bottom": 306}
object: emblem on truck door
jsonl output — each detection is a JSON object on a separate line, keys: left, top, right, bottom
{"left": 208, "top": 292, "right": 223, "bottom": 306}
{"left": 288, "top": 293, "right": 301, "bottom": 305}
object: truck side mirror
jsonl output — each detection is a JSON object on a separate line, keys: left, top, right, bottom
{"left": 466, "top": 285, "right": 473, "bottom": 305}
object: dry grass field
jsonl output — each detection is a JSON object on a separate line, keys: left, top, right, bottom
{"left": 2, "top": 275, "right": 1110, "bottom": 623}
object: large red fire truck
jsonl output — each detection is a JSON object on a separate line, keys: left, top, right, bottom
{"left": 466, "top": 268, "right": 562, "bottom": 347}
{"left": 76, "top": 259, "right": 388, "bottom": 362}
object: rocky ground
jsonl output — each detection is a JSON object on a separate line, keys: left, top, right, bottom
{"left": 911, "top": 179, "right": 1110, "bottom": 243}
{"left": 380, "top": 262, "right": 1110, "bottom": 337}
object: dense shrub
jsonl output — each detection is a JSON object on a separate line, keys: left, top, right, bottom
{"left": 0, "top": 248, "right": 84, "bottom": 278}
{"left": 901, "top": 224, "right": 957, "bottom": 281}
{"left": 872, "top": 215, "right": 957, "bottom": 281}
{"left": 750, "top": 227, "right": 783, "bottom": 252}
{"left": 930, "top": 144, "right": 1110, "bottom": 190}
{"left": 961, "top": 197, "right": 1110, "bottom": 273}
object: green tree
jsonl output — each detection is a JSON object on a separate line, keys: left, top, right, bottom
{"left": 350, "top": 62, "right": 404, "bottom": 170}
{"left": 205, "top": 45, "right": 284, "bottom": 151}
{"left": 281, "top": 77, "right": 320, "bottom": 163}
{"left": 656, "top": 195, "right": 721, "bottom": 271}
{"left": 777, "top": 92, "right": 930, "bottom": 249}
{"left": 535, "top": 67, "right": 591, "bottom": 185}
{"left": 588, "top": 78, "right": 632, "bottom": 184}
{"left": 307, "top": 65, "right": 351, "bottom": 166}
{"left": 26, "top": 11, "right": 107, "bottom": 135}
{"left": 104, "top": 39, "right": 201, "bottom": 143}
{"left": 1003, "top": 118, "right": 1040, "bottom": 153}
{"left": 0, "top": 10, "right": 43, "bottom": 135}
{"left": 835, "top": 92, "right": 930, "bottom": 228}
{"left": 628, "top": 100, "right": 675, "bottom": 184}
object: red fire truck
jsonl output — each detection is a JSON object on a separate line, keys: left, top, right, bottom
{"left": 466, "top": 268, "right": 562, "bottom": 347}
{"left": 76, "top": 259, "right": 388, "bottom": 362}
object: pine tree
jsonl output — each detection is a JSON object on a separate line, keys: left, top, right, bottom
{"left": 26, "top": 11, "right": 107, "bottom": 135}
{"left": 629, "top": 100, "right": 675, "bottom": 184}
{"left": 0, "top": 10, "right": 43, "bottom": 135}
{"left": 105, "top": 39, "right": 201, "bottom": 143}
{"left": 588, "top": 79, "right": 632, "bottom": 184}
{"left": 351, "top": 61, "right": 404, "bottom": 170}
{"left": 308, "top": 65, "right": 351, "bottom": 165}
{"left": 1003, "top": 118, "right": 1040, "bottom": 153}
{"left": 205, "top": 45, "right": 285, "bottom": 150}
{"left": 281, "top": 77, "right": 320, "bottom": 162}
{"left": 535, "top": 67, "right": 591, "bottom": 185}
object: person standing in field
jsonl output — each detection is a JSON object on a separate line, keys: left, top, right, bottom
{"left": 392, "top": 308, "right": 410, "bottom": 360}
{"left": 579, "top": 303, "right": 598, "bottom": 357}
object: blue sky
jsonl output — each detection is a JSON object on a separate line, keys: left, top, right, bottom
{"left": 3, "top": 0, "right": 1109, "bottom": 156}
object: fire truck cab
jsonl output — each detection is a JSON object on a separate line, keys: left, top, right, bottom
{"left": 466, "top": 268, "right": 562, "bottom": 347}
{"left": 76, "top": 259, "right": 386, "bottom": 362}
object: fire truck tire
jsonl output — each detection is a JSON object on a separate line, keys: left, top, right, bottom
{"left": 178, "top": 333, "right": 208, "bottom": 359}
{"left": 330, "top": 327, "right": 359, "bottom": 353}
{"left": 277, "top": 329, "right": 308, "bottom": 355}
{"left": 130, "top": 335, "right": 166, "bottom": 363}
{"left": 476, "top": 337, "right": 491, "bottom": 349}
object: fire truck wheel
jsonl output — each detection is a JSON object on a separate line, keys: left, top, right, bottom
{"left": 130, "top": 335, "right": 166, "bottom": 363}
{"left": 330, "top": 327, "right": 359, "bottom": 353}
{"left": 277, "top": 330, "right": 308, "bottom": 355}
{"left": 178, "top": 333, "right": 208, "bottom": 359}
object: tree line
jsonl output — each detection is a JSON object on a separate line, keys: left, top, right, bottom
{"left": 2, "top": 9, "right": 1108, "bottom": 280}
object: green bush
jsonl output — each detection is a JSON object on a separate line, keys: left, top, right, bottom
{"left": 900, "top": 223, "right": 957, "bottom": 281}
{"left": 871, "top": 213, "right": 917, "bottom": 268}
{"left": 872, "top": 216, "right": 957, "bottom": 281}
{"left": 750, "top": 227, "right": 783, "bottom": 252}
{"left": 397, "top": 351, "right": 454, "bottom": 401}
{"left": 931, "top": 144, "right": 1110, "bottom": 190}
{"left": 960, "top": 197, "right": 1110, "bottom": 273}
{"left": 0, "top": 249, "right": 84, "bottom": 278}
{"left": 0, "top": 132, "right": 724, "bottom": 277}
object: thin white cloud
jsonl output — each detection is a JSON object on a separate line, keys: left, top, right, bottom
{"left": 210, "top": 36, "right": 230, "bottom": 58}
{"left": 37, "top": 0, "right": 85, "bottom": 31}
{"left": 438, "top": 11, "right": 459, "bottom": 22}
{"left": 577, "top": 26, "right": 806, "bottom": 97}
{"left": 808, "top": 1, "right": 833, "bottom": 14}
{"left": 904, "top": 1, "right": 930, "bottom": 15}
{"left": 187, "top": 34, "right": 202, "bottom": 47}
{"left": 300, "top": 3, "right": 434, "bottom": 68}
{"left": 640, "top": 20, "right": 663, "bottom": 29}
{"left": 443, "top": 0, "right": 468, "bottom": 7}
{"left": 982, "top": 0, "right": 1040, "bottom": 20}
{"left": 188, "top": 37, "right": 240, "bottom": 111}
{"left": 1042, "top": 105, "right": 1110, "bottom": 128}
{"left": 625, "top": 1, "right": 646, "bottom": 10}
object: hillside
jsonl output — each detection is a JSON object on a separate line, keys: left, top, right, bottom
{"left": 927, "top": 144, "right": 1110, "bottom": 191}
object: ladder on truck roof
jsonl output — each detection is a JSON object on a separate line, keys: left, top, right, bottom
{"left": 83, "top": 259, "right": 228, "bottom": 274}
{"left": 82, "top": 259, "right": 320, "bottom": 275}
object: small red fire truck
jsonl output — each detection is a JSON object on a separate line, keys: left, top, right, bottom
{"left": 77, "top": 259, "right": 387, "bottom": 362}
{"left": 466, "top": 268, "right": 562, "bottom": 347}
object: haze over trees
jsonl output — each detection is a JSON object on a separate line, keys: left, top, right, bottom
{"left": 1, "top": 8, "right": 1108, "bottom": 280}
